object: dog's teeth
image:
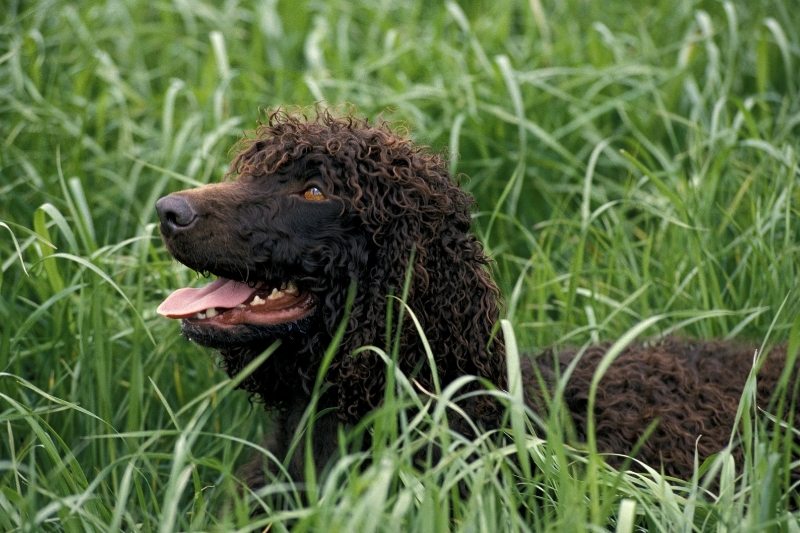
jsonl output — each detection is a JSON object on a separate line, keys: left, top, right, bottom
{"left": 236, "top": 304, "right": 246, "bottom": 309}
{"left": 251, "top": 295, "right": 266, "bottom": 306}
{"left": 279, "top": 281, "right": 288, "bottom": 291}
{"left": 206, "top": 308, "right": 218, "bottom": 318}
{"left": 285, "top": 281, "right": 299, "bottom": 295}
{"left": 196, "top": 311, "right": 206, "bottom": 319}
{"left": 267, "top": 287, "right": 281, "bottom": 300}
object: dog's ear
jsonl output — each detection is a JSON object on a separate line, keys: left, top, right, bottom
{"left": 331, "top": 141, "right": 506, "bottom": 414}
{"left": 342, "top": 144, "right": 467, "bottom": 292}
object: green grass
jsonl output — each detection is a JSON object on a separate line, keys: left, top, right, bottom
{"left": 2, "top": 0, "right": 799, "bottom": 530}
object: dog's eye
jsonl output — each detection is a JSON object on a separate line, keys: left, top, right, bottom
{"left": 302, "top": 186, "right": 326, "bottom": 201}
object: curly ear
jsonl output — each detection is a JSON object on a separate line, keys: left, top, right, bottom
{"left": 328, "top": 130, "right": 506, "bottom": 421}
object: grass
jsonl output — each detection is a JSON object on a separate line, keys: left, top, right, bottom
{"left": 1, "top": 0, "right": 799, "bottom": 530}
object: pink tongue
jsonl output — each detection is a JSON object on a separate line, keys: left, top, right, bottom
{"left": 157, "top": 278, "right": 259, "bottom": 318}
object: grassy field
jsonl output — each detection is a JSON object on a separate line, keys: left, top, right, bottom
{"left": 2, "top": 0, "right": 799, "bottom": 530}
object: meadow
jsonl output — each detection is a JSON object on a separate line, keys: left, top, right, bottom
{"left": 1, "top": 0, "right": 799, "bottom": 530}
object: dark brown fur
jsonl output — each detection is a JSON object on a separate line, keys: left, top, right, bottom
{"left": 527, "top": 338, "right": 796, "bottom": 478}
{"left": 156, "top": 111, "right": 797, "bottom": 488}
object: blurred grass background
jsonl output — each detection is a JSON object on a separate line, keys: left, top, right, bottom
{"left": 1, "top": 0, "right": 799, "bottom": 530}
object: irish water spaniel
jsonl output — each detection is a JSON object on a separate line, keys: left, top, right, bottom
{"left": 156, "top": 111, "right": 797, "bottom": 488}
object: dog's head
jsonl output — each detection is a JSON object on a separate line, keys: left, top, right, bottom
{"left": 156, "top": 110, "right": 504, "bottom": 416}
{"left": 155, "top": 157, "right": 361, "bottom": 351}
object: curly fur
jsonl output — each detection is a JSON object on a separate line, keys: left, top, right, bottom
{"left": 222, "top": 112, "right": 506, "bottom": 417}
{"left": 526, "top": 338, "right": 797, "bottom": 479}
{"left": 156, "top": 110, "right": 797, "bottom": 488}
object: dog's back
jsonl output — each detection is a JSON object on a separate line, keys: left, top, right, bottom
{"left": 524, "top": 338, "right": 797, "bottom": 479}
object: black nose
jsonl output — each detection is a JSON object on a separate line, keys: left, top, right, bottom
{"left": 156, "top": 194, "right": 197, "bottom": 235}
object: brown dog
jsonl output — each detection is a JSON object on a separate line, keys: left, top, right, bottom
{"left": 157, "top": 111, "right": 797, "bottom": 487}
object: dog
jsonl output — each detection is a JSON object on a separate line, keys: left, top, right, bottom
{"left": 156, "top": 110, "right": 797, "bottom": 488}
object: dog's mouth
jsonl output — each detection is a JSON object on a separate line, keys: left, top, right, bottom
{"left": 157, "top": 277, "right": 316, "bottom": 328}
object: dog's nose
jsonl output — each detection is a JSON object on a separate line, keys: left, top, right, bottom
{"left": 156, "top": 194, "right": 197, "bottom": 235}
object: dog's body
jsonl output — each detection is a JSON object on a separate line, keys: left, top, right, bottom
{"left": 156, "top": 111, "right": 797, "bottom": 487}
{"left": 527, "top": 338, "right": 792, "bottom": 478}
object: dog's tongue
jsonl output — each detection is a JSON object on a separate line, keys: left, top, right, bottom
{"left": 157, "top": 278, "right": 258, "bottom": 318}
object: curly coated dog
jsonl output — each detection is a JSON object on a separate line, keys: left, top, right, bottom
{"left": 156, "top": 111, "right": 797, "bottom": 488}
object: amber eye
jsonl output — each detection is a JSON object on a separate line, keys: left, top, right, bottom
{"left": 302, "top": 186, "right": 326, "bottom": 201}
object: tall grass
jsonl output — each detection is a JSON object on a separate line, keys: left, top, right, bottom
{"left": 1, "top": 0, "right": 799, "bottom": 530}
